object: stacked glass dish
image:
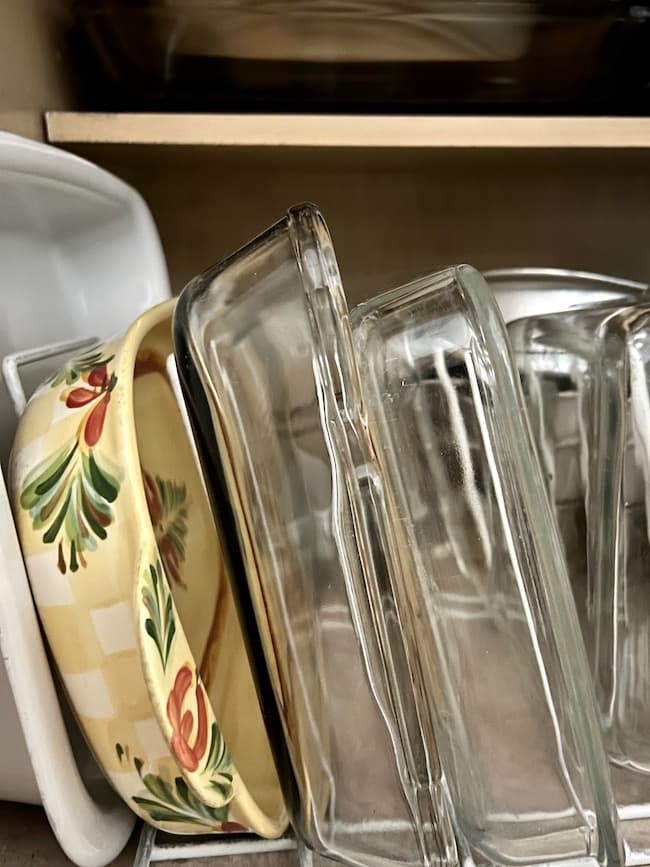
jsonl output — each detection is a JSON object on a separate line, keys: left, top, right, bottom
{"left": 172, "top": 204, "right": 649, "bottom": 867}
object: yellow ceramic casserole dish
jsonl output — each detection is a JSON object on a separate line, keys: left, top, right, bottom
{"left": 10, "top": 299, "right": 287, "bottom": 837}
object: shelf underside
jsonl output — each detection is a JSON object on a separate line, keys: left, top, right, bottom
{"left": 46, "top": 113, "right": 650, "bottom": 148}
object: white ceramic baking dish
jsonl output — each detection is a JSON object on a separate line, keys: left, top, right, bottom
{"left": 0, "top": 132, "right": 170, "bottom": 866}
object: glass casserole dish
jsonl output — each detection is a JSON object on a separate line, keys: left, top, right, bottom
{"left": 173, "top": 204, "right": 623, "bottom": 867}
{"left": 509, "top": 299, "right": 650, "bottom": 857}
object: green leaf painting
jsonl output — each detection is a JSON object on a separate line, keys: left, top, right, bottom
{"left": 143, "top": 471, "right": 189, "bottom": 588}
{"left": 20, "top": 352, "right": 120, "bottom": 573}
{"left": 204, "top": 722, "right": 233, "bottom": 800}
{"left": 115, "top": 745, "right": 231, "bottom": 828}
{"left": 142, "top": 560, "right": 176, "bottom": 671}
{"left": 48, "top": 350, "right": 115, "bottom": 387}
{"left": 20, "top": 439, "right": 120, "bottom": 573}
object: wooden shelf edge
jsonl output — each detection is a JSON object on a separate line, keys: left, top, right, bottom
{"left": 45, "top": 112, "right": 650, "bottom": 148}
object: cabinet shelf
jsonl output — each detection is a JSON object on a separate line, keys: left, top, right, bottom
{"left": 45, "top": 112, "right": 650, "bottom": 149}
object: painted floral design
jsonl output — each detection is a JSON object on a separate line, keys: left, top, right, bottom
{"left": 166, "top": 665, "right": 234, "bottom": 801}
{"left": 115, "top": 745, "right": 245, "bottom": 830}
{"left": 142, "top": 561, "right": 176, "bottom": 671}
{"left": 48, "top": 349, "right": 115, "bottom": 388}
{"left": 19, "top": 351, "right": 120, "bottom": 573}
{"left": 203, "top": 718, "right": 235, "bottom": 802}
{"left": 143, "top": 470, "right": 189, "bottom": 588}
{"left": 141, "top": 558, "right": 234, "bottom": 803}
{"left": 168, "top": 665, "right": 208, "bottom": 771}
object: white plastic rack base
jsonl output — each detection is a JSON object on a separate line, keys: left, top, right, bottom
{"left": 133, "top": 825, "right": 299, "bottom": 867}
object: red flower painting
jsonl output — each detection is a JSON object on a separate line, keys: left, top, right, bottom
{"left": 63, "top": 362, "right": 116, "bottom": 447}
{"left": 167, "top": 665, "right": 209, "bottom": 772}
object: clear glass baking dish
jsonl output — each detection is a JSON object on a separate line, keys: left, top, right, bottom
{"left": 173, "top": 204, "right": 622, "bottom": 867}
{"left": 485, "top": 268, "right": 647, "bottom": 325}
{"left": 508, "top": 298, "right": 650, "bottom": 855}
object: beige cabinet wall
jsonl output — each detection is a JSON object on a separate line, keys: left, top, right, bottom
{"left": 73, "top": 144, "right": 650, "bottom": 300}
{"left": 0, "top": 0, "right": 74, "bottom": 141}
